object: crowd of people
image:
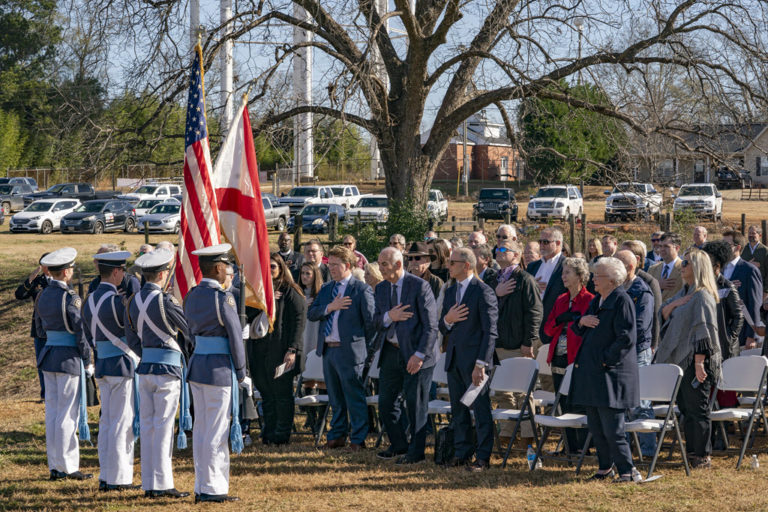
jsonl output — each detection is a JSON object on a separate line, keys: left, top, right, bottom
{"left": 14, "top": 221, "right": 768, "bottom": 499}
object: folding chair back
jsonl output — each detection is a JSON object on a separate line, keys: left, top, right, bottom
{"left": 638, "top": 364, "right": 683, "bottom": 402}
{"left": 739, "top": 348, "right": 763, "bottom": 357}
{"left": 367, "top": 350, "right": 382, "bottom": 380}
{"left": 432, "top": 352, "right": 449, "bottom": 385}
{"left": 302, "top": 352, "right": 325, "bottom": 381}
{"left": 557, "top": 364, "right": 575, "bottom": 397}
{"left": 490, "top": 357, "right": 538, "bottom": 394}
{"left": 718, "top": 356, "right": 768, "bottom": 393}
{"left": 536, "top": 344, "right": 552, "bottom": 376}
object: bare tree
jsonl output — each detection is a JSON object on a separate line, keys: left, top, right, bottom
{"left": 81, "top": 0, "right": 768, "bottom": 206}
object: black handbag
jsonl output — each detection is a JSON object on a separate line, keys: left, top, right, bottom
{"left": 433, "top": 425, "right": 455, "bottom": 465}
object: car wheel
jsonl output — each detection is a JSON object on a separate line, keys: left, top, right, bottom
{"left": 124, "top": 217, "right": 136, "bottom": 233}
{"left": 1, "top": 202, "right": 9, "bottom": 215}
{"left": 41, "top": 220, "right": 53, "bottom": 234}
{"left": 276, "top": 216, "right": 286, "bottom": 231}
{"left": 93, "top": 221, "right": 104, "bottom": 234}
{"left": 174, "top": 222, "right": 180, "bottom": 234}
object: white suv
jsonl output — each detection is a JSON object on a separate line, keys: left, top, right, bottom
{"left": 673, "top": 183, "right": 723, "bottom": 221}
{"left": 9, "top": 198, "right": 81, "bottom": 234}
{"left": 527, "top": 185, "right": 583, "bottom": 221}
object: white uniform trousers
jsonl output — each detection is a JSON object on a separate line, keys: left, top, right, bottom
{"left": 139, "top": 374, "right": 180, "bottom": 491}
{"left": 97, "top": 375, "right": 135, "bottom": 485}
{"left": 190, "top": 382, "right": 232, "bottom": 495}
{"left": 43, "top": 371, "right": 81, "bottom": 474}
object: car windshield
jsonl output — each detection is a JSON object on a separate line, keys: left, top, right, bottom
{"left": 302, "top": 205, "right": 329, "bottom": 215}
{"left": 137, "top": 199, "right": 162, "bottom": 208}
{"left": 330, "top": 187, "right": 346, "bottom": 195}
{"left": 25, "top": 202, "right": 53, "bottom": 212}
{"left": 679, "top": 186, "right": 713, "bottom": 197}
{"left": 357, "top": 197, "right": 388, "bottom": 208}
{"left": 289, "top": 187, "right": 318, "bottom": 197}
{"left": 45, "top": 184, "right": 65, "bottom": 193}
{"left": 535, "top": 188, "right": 568, "bottom": 198}
{"left": 134, "top": 186, "right": 157, "bottom": 194}
{"left": 0, "top": 185, "right": 13, "bottom": 194}
{"left": 149, "top": 204, "right": 180, "bottom": 214}
{"left": 429, "top": 191, "right": 441, "bottom": 201}
{"left": 75, "top": 202, "right": 106, "bottom": 213}
{"left": 0, "top": 178, "right": 8, "bottom": 184}
{"left": 479, "top": 189, "right": 512, "bottom": 200}
{"left": 612, "top": 184, "right": 645, "bottom": 194}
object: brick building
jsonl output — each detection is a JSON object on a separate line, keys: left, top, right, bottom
{"left": 424, "top": 112, "right": 524, "bottom": 182}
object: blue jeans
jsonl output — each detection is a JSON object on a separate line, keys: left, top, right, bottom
{"left": 630, "top": 347, "right": 656, "bottom": 456}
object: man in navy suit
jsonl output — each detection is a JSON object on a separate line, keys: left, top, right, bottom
{"left": 374, "top": 247, "right": 438, "bottom": 464}
{"left": 722, "top": 230, "right": 763, "bottom": 348}
{"left": 524, "top": 227, "right": 566, "bottom": 345}
{"left": 308, "top": 245, "right": 376, "bottom": 450}
{"left": 439, "top": 248, "right": 498, "bottom": 471}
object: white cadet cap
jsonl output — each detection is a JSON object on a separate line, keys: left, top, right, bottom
{"left": 191, "top": 243, "right": 233, "bottom": 264}
{"left": 40, "top": 247, "right": 78, "bottom": 271}
{"left": 92, "top": 250, "right": 132, "bottom": 268}
{"left": 135, "top": 248, "right": 174, "bottom": 272}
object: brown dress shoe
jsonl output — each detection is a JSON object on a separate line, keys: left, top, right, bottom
{"left": 349, "top": 442, "right": 366, "bottom": 452}
{"left": 325, "top": 437, "right": 346, "bottom": 449}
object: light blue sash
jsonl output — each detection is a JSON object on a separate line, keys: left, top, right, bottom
{"left": 193, "top": 335, "right": 243, "bottom": 454}
{"left": 96, "top": 339, "right": 141, "bottom": 438}
{"left": 46, "top": 331, "right": 90, "bottom": 443}
{"left": 140, "top": 347, "right": 191, "bottom": 448}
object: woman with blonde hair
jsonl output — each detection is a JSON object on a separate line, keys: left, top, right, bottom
{"left": 654, "top": 248, "right": 720, "bottom": 469}
{"left": 363, "top": 262, "right": 383, "bottom": 289}
{"left": 587, "top": 237, "right": 603, "bottom": 263}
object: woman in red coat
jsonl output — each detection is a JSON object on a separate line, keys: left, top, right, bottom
{"left": 543, "top": 257, "right": 594, "bottom": 392}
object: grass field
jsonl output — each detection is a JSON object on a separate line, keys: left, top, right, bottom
{"left": 3, "top": 188, "right": 768, "bottom": 510}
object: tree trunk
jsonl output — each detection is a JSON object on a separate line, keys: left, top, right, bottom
{"left": 379, "top": 139, "right": 437, "bottom": 208}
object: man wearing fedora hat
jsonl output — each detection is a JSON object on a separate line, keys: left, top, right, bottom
{"left": 405, "top": 242, "right": 443, "bottom": 299}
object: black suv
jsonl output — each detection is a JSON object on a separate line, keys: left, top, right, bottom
{"left": 60, "top": 199, "right": 137, "bottom": 234}
{"left": 473, "top": 188, "right": 518, "bottom": 221}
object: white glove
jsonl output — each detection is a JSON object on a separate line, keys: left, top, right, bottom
{"left": 241, "top": 324, "right": 250, "bottom": 340}
{"left": 239, "top": 376, "right": 253, "bottom": 396}
{"left": 85, "top": 363, "right": 95, "bottom": 377}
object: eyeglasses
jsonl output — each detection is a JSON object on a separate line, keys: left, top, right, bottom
{"left": 496, "top": 247, "right": 511, "bottom": 254}
{"left": 650, "top": 238, "right": 661, "bottom": 243}
{"left": 407, "top": 256, "right": 424, "bottom": 261}
{"left": 343, "top": 242, "right": 354, "bottom": 246}
{"left": 681, "top": 259, "right": 690, "bottom": 268}
{"left": 539, "top": 239, "right": 553, "bottom": 245}
{"left": 496, "top": 234, "right": 510, "bottom": 240}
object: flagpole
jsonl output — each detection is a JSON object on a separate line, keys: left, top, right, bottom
{"left": 239, "top": 263, "right": 246, "bottom": 330}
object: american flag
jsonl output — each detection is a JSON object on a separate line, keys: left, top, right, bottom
{"left": 176, "top": 45, "right": 220, "bottom": 298}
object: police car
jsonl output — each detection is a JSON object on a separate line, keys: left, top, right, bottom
{"left": 60, "top": 199, "right": 137, "bottom": 234}
{"left": 9, "top": 198, "right": 80, "bottom": 233}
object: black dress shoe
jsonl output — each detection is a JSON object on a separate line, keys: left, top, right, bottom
{"left": 195, "top": 493, "right": 241, "bottom": 503}
{"left": 466, "top": 459, "right": 490, "bottom": 472}
{"left": 395, "top": 455, "right": 425, "bottom": 465}
{"left": 150, "top": 488, "right": 190, "bottom": 499}
{"left": 99, "top": 480, "right": 108, "bottom": 491}
{"left": 445, "top": 456, "right": 472, "bottom": 467}
{"left": 65, "top": 471, "right": 93, "bottom": 480}
{"left": 377, "top": 448, "right": 407, "bottom": 460}
{"left": 105, "top": 483, "right": 141, "bottom": 491}
{"left": 50, "top": 470, "right": 67, "bottom": 481}
{"left": 588, "top": 468, "right": 615, "bottom": 481}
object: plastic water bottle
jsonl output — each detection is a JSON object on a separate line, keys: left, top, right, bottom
{"left": 752, "top": 455, "right": 760, "bottom": 470}
{"left": 527, "top": 445, "right": 537, "bottom": 470}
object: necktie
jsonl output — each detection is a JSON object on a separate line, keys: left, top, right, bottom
{"left": 456, "top": 283, "right": 462, "bottom": 305}
{"left": 323, "top": 282, "right": 340, "bottom": 338}
{"left": 661, "top": 264, "right": 670, "bottom": 279}
{"left": 388, "top": 284, "right": 398, "bottom": 340}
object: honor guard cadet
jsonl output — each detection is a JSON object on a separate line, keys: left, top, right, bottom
{"left": 81, "top": 251, "right": 141, "bottom": 491}
{"left": 35, "top": 247, "right": 94, "bottom": 481}
{"left": 15, "top": 253, "right": 51, "bottom": 400}
{"left": 185, "top": 244, "right": 251, "bottom": 504}
{"left": 126, "top": 249, "right": 191, "bottom": 499}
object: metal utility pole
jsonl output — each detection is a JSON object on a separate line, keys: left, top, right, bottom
{"left": 293, "top": 4, "right": 314, "bottom": 181}
{"left": 190, "top": 0, "right": 199, "bottom": 50}
{"left": 463, "top": 119, "right": 469, "bottom": 196}
{"left": 369, "top": 0, "right": 389, "bottom": 180}
{"left": 220, "top": 0, "right": 234, "bottom": 134}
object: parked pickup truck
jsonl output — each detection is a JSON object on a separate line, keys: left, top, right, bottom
{"left": 474, "top": 188, "right": 518, "bottom": 221}
{"left": 328, "top": 185, "right": 364, "bottom": 209}
{"left": 672, "top": 183, "right": 723, "bottom": 221}
{"left": 278, "top": 186, "right": 337, "bottom": 215}
{"left": 23, "top": 182, "right": 115, "bottom": 207}
{"left": 345, "top": 195, "right": 389, "bottom": 225}
{"left": 0, "top": 183, "right": 36, "bottom": 213}
{"left": 603, "top": 182, "right": 662, "bottom": 222}
{"left": 427, "top": 189, "right": 448, "bottom": 220}
{"left": 262, "top": 196, "right": 290, "bottom": 231}
{"left": 117, "top": 183, "right": 182, "bottom": 204}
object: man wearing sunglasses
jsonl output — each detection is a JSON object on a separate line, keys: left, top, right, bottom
{"left": 645, "top": 231, "right": 664, "bottom": 270}
{"left": 722, "top": 229, "right": 763, "bottom": 349}
{"left": 439, "top": 248, "right": 498, "bottom": 471}
{"left": 405, "top": 242, "right": 443, "bottom": 298}
{"left": 524, "top": 227, "right": 567, "bottom": 345}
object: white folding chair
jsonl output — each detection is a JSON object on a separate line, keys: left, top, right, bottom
{"left": 530, "top": 364, "right": 591, "bottom": 472}
{"left": 365, "top": 350, "right": 384, "bottom": 447}
{"left": 624, "top": 364, "right": 689, "bottom": 479}
{"left": 532, "top": 344, "right": 556, "bottom": 411}
{"left": 294, "top": 351, "right": 330, "bottom": 446}
{"left": 711, "top": 355, "right": 768, "bottom": 467}
{"left": 490, "top": 357, "right": 539, "bottom": 468}
{"left": 428, "top": 353, "right": 452, "bottom": 430}
{"left": 739, "top": 348, "right": 763, "bottom": 357}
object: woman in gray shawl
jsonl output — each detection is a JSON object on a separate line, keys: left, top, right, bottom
{"left": 655, "top": 247, "right": 721, "bottom": 469}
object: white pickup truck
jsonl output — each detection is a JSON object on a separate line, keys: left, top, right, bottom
{"left": 117, "top": 183, "right": 182, "bottom": 205}
{"left": 278, "top": 186, "right": 337, "bottom": 215}
{"left": 427, "top": 189, "right": 448, "bottom": 220}
{"left": 328, "top": 185, "right": 364, "bottom": 209}
{"left": 672, "top": 183, "right": 723, "bottom": 221}
{"left": 604, "top": 182, "right": 662, "bottom": 222}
